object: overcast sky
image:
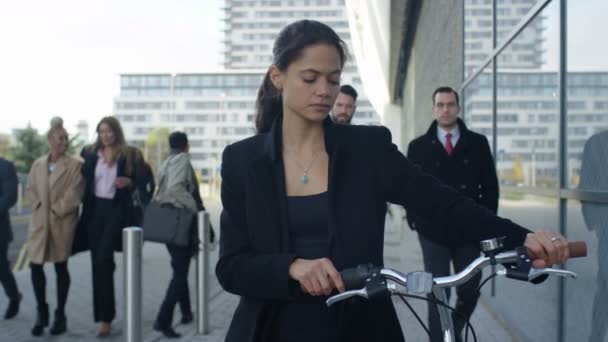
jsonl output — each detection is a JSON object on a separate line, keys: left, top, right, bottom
{"left": 0, "top": 0, "right": 222, "bottom": 135}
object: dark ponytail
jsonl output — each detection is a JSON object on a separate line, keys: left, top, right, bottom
{"left": 254, "top": 19, "right": 348, "bottom": 133}
{"left": 255, "top": 71, "right": 283, "bottom": 134}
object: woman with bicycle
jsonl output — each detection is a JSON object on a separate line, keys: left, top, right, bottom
{"left": 215, "top": 19, "right": 571, "bottom": 342}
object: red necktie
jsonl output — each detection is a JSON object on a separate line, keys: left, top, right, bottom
{"left": 445, "top": 133, "right": 454, "bottom": 155}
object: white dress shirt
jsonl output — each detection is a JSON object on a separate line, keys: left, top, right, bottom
{"left": 437, "top": 126, "right": 460, "bottom": 150}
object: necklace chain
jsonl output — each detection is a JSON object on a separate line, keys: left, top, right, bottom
{"left": 287, "top": 150, "right": 322, "bottom": 185}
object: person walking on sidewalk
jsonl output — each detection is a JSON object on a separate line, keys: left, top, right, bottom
{"left": 406, "top": 87, "right": 499, "bottom": 342}
{"left": 215, "top": 20, "right": 571, "bottom": 342}
{"left": 75, "top": 116, "right": 143, "bottom": 338}
{"left": 152, "top": 132, "right": 204, "bottom": 338}
{"left": 25, "top": 117, "right": 84, "bottom": 336}
{"left": 127, "top": 148, "right": 152, "bottom": 228}
{"left": 330, "top": 84, "right": 357, "bottom": 125}
{"left": 0, "top": 157, "right": 21, "bottom": 320}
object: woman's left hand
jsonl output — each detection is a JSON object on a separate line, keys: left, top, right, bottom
{"left": 524, "top": 231, "right": 570, "bottom": 268}
{"left": 116, "top": 177, "right": 133, "bottom": 189}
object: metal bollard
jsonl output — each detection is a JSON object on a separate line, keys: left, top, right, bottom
{"left": 196, "top": 211, "right": 210, "bottom": 335}
{"left": 123, "top": 227, "right": 143, "bottom": 342}
{"left": 17, "top": 183, "right": 23, "bottom": 214}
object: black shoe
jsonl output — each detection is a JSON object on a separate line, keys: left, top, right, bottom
{"left": 181, "top": 312, "right": 193, "bottom": 324}
{"left": 31, "top": 304, "right": 49, "bottom": 337}
{"left": 49, "top": 310, "right": 67, "bottom": 335}
{"left": 153, "top": 322, "right": 181, "bottom": 339}
{"left": 4, "top": 293, "right": 22, "bottom": 319}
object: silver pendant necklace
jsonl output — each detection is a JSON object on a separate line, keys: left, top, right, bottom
{"left": 291, "top": 150, "right": 321, "bottom": 185}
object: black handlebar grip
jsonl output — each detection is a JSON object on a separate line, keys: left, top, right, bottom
{"left": 340, "top": 264, "right": 379, "bottom": 290}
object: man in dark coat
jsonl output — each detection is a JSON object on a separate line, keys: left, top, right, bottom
{"left": 0, "top": 157, "right": 21, "bottom": 319}
{"left": 406, "top": 86, "right": 499, "bottom": 342}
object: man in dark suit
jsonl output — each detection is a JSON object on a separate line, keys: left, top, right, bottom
{"left": 0, "top": 157, "right": 21, "bottom": 319}
{"left": 406, "top": 86, "right": 499, "bottom": 342}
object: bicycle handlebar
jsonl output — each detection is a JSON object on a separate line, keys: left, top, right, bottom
{"left": 328, "top": 241, "right": 587, "bottom": 307}
{"left": 326, "top": 240, "right": 587, "bottom": 342}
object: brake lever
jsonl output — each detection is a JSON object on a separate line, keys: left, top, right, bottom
{"left": 326, "top": 288, "right": 368, "bottom": 307}
{"left": 496, "top": 267, "right": 577, "bottom": 282}
{"left": 528, "top": 268, "right": 577, "bottom": 281}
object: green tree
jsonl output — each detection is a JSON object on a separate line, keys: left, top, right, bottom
{"left": 144, "top": 127, "right": 170, "bottom": 178}
{"left": 0, "top": 134, "right": 9, "bottom": 158}
{"left": 8, "top": 124, "right": 87, "bottom": 175}
{"left": 67, "top": 133, "right": 85, "bottom": 156}
{"left": 511, "top": 155, "right": 525, "bottom": 185}
{"left": 9, "top": 124, "right": 47, "bottom": 174}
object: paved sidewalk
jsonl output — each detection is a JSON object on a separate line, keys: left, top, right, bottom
{"left": 0, "top": 199, "right": 515, "bottom": 341}
{"left": 0, "top": 195, "right": 225, "bottom": 342}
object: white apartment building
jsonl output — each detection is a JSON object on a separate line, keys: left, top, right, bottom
{"left": 75, "top": 120, "right": 90, "bottom": 144}
{"left": 222, "top": 0, "right": 380, "bottom": 124}
{"left": 114, "top": 71, "right": 264, "bottom": 181}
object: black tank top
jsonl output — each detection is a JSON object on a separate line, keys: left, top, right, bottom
{"left": 269, "top": 191, "right": 338, "bottom": 342}
{"left": 287, "top": 191, "right": 330, "bottom": 259}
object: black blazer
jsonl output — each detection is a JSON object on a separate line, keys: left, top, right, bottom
{"left": 406, "top": 118, "right": 499, "bottom": 244}
{"left": 0, "top": 158, "right": 18, "bottom": 243}
{"left": 72, "top": 148, "right": 141, "bottom": 254}
{"left": 216, "top": 118, "right": 530, "bottom": 342}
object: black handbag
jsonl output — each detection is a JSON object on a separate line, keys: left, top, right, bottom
{"left": 142, "top": 201, "right": 194, "bottom": 247}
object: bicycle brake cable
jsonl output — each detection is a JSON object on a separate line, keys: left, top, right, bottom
{"left": 395, "top": 292, "right": 478, "bottom": 342}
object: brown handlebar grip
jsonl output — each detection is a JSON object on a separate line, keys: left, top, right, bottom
{"left": 568, "top": 241, "right": 587, "bottom": 258}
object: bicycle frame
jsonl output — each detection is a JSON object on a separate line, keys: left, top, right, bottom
{"left": 431, "top": 250, "right": 519, "bottom": 341}
{"left": 434, "top": 286, "right": 456, "bottom": 342}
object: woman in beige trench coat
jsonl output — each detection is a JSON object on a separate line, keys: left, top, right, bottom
{"left": 26, "top": 117, "right": 84, "bottom": 337}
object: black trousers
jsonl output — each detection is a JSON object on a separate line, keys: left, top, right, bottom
{"left": 155, "top": 244, "right": 192, "bottom": 328}
{"left": 88, "top": 198, "right": 122, "bottom": 323}
{"left": 0, "top": 239, "right": 19, "bottom": 301}
{"left": 418, "top": 234, "right": 482, "bottom": 342}
{"left": 30, "top": 262, "right": 70, "bottom": 315}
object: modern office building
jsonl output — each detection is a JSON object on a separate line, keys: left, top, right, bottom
{"left": 222, "top": 0, "right": 380, "bottom": 124}
{"left": 114, "top": 71, "right": 264, "bottom": 181}
{"left": 75, "top": 120, "right": 90, "bottom": 144}
{"left": 464, "top": 0, "right": 544, "bottom": 76}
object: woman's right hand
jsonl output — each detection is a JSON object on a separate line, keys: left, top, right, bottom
{"left": 115, "top": 176, "right": 132, "bottom": 189}
{"left": 288, "top": 258, "right": 345, "bottom": 296}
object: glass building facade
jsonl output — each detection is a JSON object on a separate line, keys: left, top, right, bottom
{"left": 462, "top": 1, "right": 608, "bottom": 341}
